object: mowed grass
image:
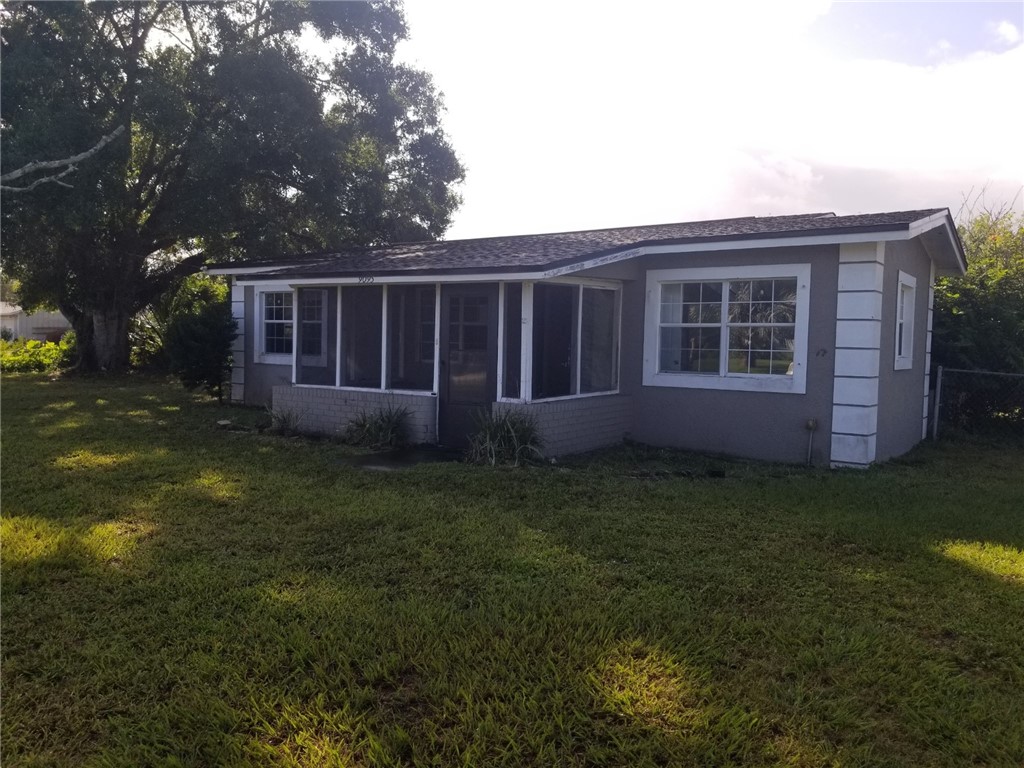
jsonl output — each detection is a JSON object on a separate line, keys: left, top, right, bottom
{"left": 1, "top": 375, "right": 1022, "bottom": 767}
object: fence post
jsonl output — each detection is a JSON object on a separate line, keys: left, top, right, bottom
{"left": 932, "top": 365, "right": 943, "bottom": 441}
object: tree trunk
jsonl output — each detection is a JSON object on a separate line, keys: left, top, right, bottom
{"left": 90, "top": 309, "right": 132, "bottom": 371}
{"left": 67, "top": 311, "right": 96, "bottom": 372}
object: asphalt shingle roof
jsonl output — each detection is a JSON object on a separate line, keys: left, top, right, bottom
{"left": 234, "top": 209, "right": 949, "bottom": 279}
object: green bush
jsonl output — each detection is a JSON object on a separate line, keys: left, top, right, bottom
{"left": 131, "top": 275, "right": 230, "bottom": 370}
{"left": 164, "top": 301, "right": 236, "bottom": 402}
{"left": 466, "top": 408, "right": 544, "bottom": 466}
{"left": 933, "top": 209, "right": 1024, "bottom": 373}
{"left": 0, "top": 332, "right": 76, "bottom": 373}
{"left": 343, "top": 405, "right": 411, "bottom": 450}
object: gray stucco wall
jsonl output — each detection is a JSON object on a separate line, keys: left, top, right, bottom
{"left": 579, "top": 245, "right": 840, "bottom": 465}
{"left": 496, "top": 395, "right": 632, "bottom": 457}
{"left": 243, "top": 285, "right": 292, "bottom": 406}
{"left": 876, "top": 239, "right": 932, "bottom": 461}
{"left": 272, "top": 385, "right": 437, "bottom": 444}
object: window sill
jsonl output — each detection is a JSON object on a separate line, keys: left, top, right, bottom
{"left": 643, "top": 370, "right": 806, "bottom": 394}
{"left": 257, "top": 353, "right": 292, "bottom": 365}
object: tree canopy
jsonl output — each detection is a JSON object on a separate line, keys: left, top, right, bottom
{"left": 933, "top": 205, "right": 1024, "bottom": 374}
{"left": 0, "top": 1, "right": 464, "bottom": 369}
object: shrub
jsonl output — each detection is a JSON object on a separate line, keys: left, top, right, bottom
{"left": 164, "top": 301, "right": 236, "bottom": 402}
{"left": 132, "top": 275, "right": 230, "bottom": 370}
{"left": 466, "top": 408, "right": 544, "bottom": 466}
{"left": 343, "top": 405, "right": 411, "bottom": 450}
{"left": 0, "top": 331, "right": 76, "bottom": 373}
{"left": 0, "top": 327, "right": 14, "bottom": 342}
{"left": 933, "top": 208, "right": 1024, "bottom": 373}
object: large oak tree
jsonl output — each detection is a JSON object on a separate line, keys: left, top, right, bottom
{"left": 1, "top": 1, "right": 463, "bottom": 369}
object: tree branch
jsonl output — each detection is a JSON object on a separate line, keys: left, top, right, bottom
{"left": 180, "top": 2, "right": 201, "bottom": 52}
{"left": 0, "top": 126, "right": 126, "bottom": 192}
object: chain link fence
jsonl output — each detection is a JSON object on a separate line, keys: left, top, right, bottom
{"left": 932, "top": 367, "right": 1024, "bottom": 439}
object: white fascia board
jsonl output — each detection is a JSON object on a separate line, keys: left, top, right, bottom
{"left": 206, "top": 265, "right": 292, "bottom": 275}
{"left": 234, "top": 271, "right": 549, "bottom": 287}
{"left": 905, "top": 210, "right": 949, "bottom": 239}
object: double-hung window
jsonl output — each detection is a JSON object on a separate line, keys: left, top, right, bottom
{"left": 894, "top": 271, "right": 916, "bottom": 370}
{"left": 261, "top": 291, "right": 293, "bottom": 359}
{"left": 644, "top": 264, "right": 810, "bottom": 393}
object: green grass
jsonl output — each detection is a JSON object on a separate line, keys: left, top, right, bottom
{"left": 2, "top": 374, "right": 1022, "bottom": 767}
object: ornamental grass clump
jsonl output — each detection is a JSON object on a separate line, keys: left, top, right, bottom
{"left": 344, "top": 405, "right": 411, "bottom": 450}
{"left": 466, "top": 408, "right": 544, "bottom": 466}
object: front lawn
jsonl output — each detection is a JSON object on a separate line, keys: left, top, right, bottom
{"left": 2, "top": 375, "right": 1022, "bottom": 767}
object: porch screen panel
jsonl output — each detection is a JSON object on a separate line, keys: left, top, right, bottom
{"left": 502, "top": 283, "right": 522, "bottom": 399}
{"left": 387, "top": 285, "right": 435, "bottom": 391}
{"left": 532, "top": 283, "right": 577, "bottom": 399}
{"left": 341, "top": 286, "right": 383, "bottom": 388}
{"left": 296, "top": 287, "right": 338, "bottom": 386}
{"left": 580, "top": 287, "right": 619, "bottom": 393}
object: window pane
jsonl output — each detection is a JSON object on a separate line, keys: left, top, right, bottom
{"left": 729, "top": 281, "right": 751, "bottom": 303}
{"left": 770, "top": 351, "right": 794, "bottom": 375}
{"left": 751, "top": 280, "right": 774, "bottom": 301}
{"left": 774, "top": 278, "right": 797, "bottom": 302}
{"left": 661, "top": 300, "right": 682, "bottom": 325}
{"left": 750, "top": 327, "right": 772, "bottom": 351}
{"left": 728, "top": 301, "right": 750, "bottom": 323}
{"left": 503, "top": 283, "right": 522, "bottom": 398}
{"left": 342, "top": 286, "right": 382, "bottom": 388}
{"left": 751, "top": 301, "right": 774, "bottom": 323}
{"left": 728, "top": 350, "right": 749, "bottom": 373}
{"left": 387, "top": 285, "right": 434, "bottom": 391}
{"left": 701, "top": 282, "right": 722, "bottom": 303}
{"left": 772, "top": 327, "right": 795, "bottom": 352}
{"left": 660, "top": 326, "right": 718, "bottom": 374}
{"left": 729, "top": 327, "right": 750, "bottom": 352}
{"left": 580, "top": 288, "right": 618, "bottom": 393}
{"left": 700, "top": 303, "right": 721, "bottom": 323}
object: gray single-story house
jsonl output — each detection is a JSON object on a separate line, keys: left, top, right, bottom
{"left": 207, "top": 209, "right": 966, "bottom": 468}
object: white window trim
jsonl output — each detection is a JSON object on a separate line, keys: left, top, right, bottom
{"left": 254, "top": 284, "right": 294, "bottom": 365}
{"left": 643, "top": 263, "right": 811, "bottom": 394}
{"left": 894, "top": 270, "right": 917, "bottom": 371}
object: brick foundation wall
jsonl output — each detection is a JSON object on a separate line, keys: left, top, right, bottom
{"left": 496, "top": 395, "right": 632, "bottom": 457}
{"left": 271, "top": 386, "right": 437, "bottom": 444}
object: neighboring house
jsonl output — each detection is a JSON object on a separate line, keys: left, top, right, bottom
{"left": 208, "top": 209, "right": 966, "bottom": 468}
{"left": 0, "top": 301, "right": 72, "bottom": 341}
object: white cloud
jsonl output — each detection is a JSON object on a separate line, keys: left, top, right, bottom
{"left": 927, "top": 38, "right": 953, "bottom": 59}
{"left": 393, "top": 2, "right": 1024, "bottom": 238}
{"left": 992, "top": 20, "right": 1022, "bottom": 46}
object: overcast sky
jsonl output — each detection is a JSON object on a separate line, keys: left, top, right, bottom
{"left": 394, "top": 0, "right": 1023, "bottom": 240}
